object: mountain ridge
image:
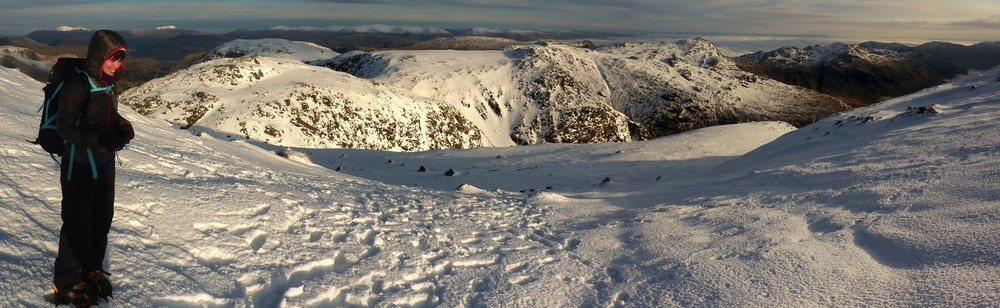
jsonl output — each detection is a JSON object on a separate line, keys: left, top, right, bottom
{"left": 121, "top": 38, "right": 854, "bottom": 150}
{"left": 121, "top": 56, "right": 485, "bottom": 151}
{"left": 734, "top": 41, "right": 1000, "bottom": 103}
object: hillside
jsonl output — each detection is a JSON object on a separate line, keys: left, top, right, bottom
{"left": 733, "top": 41, "right": 993, "bottom": 104}
{"left": 0, "top": 46, "right": 51, "bottom": 81}
{"left": 596, "top": 39, "right": 858, "bottom": 135}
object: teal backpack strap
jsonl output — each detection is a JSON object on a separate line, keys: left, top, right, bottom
{"left": 39, "top": 80, "right": 66, "bottom": 114}
{"left": 85, "top": 148, "right": 98, "bottom": 180}
{"left": 75, "top": 69, "right": 113, "bottom": 93}
{"left": 63, "top": 146, "right": 98, "bottom": 180}
{"left": 66, "top": 144, "right": 76, "bottom": 181}
{"left": 65, "top": 103, "right": 103, "bottom": 180}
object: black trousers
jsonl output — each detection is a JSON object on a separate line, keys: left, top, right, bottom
{"left": 53, "top": 161, "right": 115, "bottom": 290}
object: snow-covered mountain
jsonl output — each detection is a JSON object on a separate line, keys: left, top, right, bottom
{"left": 55, "top": 26, "right": 90, "bottom": 32}
{"left": 190, "top": 38, "right": 340, "bottom": 65}
{"left": 325, "top": 38, "right": 856, "bottom": 144}
{"left": 402, "top": 36, "right": 521, "bottom": 50}
{"left": 123, "top": 38, "right": 852, "bottom": 150}
{"left": 735, "top": 42, "right": 970, "bottom": 103}
{"left": 271, "top": 24, "right": 452, "bottom": 36}
{"left": 0, "top": 45, "right": 52, "bottom": 81}
{"left": 321, "top": 45, "right": 632, "bottom": 145}
{"left": 4, "top": 60, "right": 999, "bottom": 306}
{"left": 337, "top": 43, "right": 652, "bottom": 145}
{"left": 596, "top": 39, "right": 858, "bottom": 135}
{"left": 265, "top": 25, "right": 601, "bottom": 41}
{"left": 121, "top": 56, "right": 483, "bottom": 151}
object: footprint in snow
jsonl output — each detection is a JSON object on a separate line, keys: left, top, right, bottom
{"left": 355, "top": 229, "right": 378, "bottom": 246}
{"left": 193, "top": 222, "right": 229, "bottom": 234}
{"left": 331, "top": 229, "right": 351, "bottom": 243}
{"left": 190, "top": 247, "right": 236, "bottom": 268}
{"left": 808, "top": 218, "right": 845, "bottom": 234}
{"left": 248, "top": 231, "right": 268, "bottom": 253}
{"left": 151, "top": 294, "right": 230, "bottom": 307}
{"left": 286, "top": 250, "right": 353, "bottom": 286}
{"left": 307, "top": 229, "right": 325, "bottom": 242}
{"left": 561, "top": 238, "right": 581, "bottom": 251}
{"left": 504, "top": 260, "right": 530, "bottom": 273}
{"left": 509, "top": 275, "right": 534, "bottom": 285}
{"left": 249, "top": 204, "right": 271, "bottom": 217}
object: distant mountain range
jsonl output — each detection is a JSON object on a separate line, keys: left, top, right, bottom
{"left": 735, "top": 41, "right": 1000, "bottom": 103}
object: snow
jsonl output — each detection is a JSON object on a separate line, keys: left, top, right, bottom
{"left": 194, "top": 38, "right": 339, "bottom": 65}
{"left": 745, "top": 42, "right": 908, "bottom": 67}
{"left": 55, "top": 26, "right": 90, "bottom": 32}
{"left": 3, "top": 57, "right": 1000, "bottom": 308}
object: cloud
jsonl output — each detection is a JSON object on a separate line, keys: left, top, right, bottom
{"left": 300, "top": 0, "right": 661, "bottom": 18}
{"left": 2, "top": 0, "right": 999, "bottom": 41}
{"left": 950, "top": 16, "right": 1000, "bottom": 28}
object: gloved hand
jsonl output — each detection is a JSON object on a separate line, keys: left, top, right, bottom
{"left": 118, "top": 121, "right": 134, "bottom": 143}
{"left": 98, "top": 132, "right": 126, "bottom": 151}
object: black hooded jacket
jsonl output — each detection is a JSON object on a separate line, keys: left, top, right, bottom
{"left": 55, "top": 30, "right": 130, "bottom": 164}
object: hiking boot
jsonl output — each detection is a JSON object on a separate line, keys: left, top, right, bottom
{"left": 55, "top": 282, "right": 95, "bottom": 307}
{"left": 83, "top": 269, "right": 113, "bottom": 300}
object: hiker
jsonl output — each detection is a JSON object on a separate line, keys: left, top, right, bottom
{"left": 52, "top": 29, "right": 133, "bottom": 306}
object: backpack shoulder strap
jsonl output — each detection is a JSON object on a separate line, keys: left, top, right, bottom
{"left": 39, "top": 80, "right": 67, "bottom": 129}
{"left": 75, "top": 69, "right": 113, "bottom": 93}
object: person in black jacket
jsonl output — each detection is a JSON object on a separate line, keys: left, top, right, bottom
{"left": 53, "top": 29, "right": 134, "bottom": 306}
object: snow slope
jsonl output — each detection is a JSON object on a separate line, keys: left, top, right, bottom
{"left": 3, "top": 63, "right": 999, "bottom": 307}
{"left": 191, "top": 38, "right": 339, "bottom": 65}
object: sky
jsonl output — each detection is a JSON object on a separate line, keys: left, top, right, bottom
{"left": 1, "top": 0, "right": 999, "bottom": 42}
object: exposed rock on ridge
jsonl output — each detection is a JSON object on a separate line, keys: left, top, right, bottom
{"left": 121, "top": 56, "right": 483, "bottom": 151}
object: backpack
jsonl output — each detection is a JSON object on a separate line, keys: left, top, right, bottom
{"left": 30, "top": 58, "right": 113, "bottom": 180}
{"left": 32, "top": 58, "right": 88, "bottom": 156}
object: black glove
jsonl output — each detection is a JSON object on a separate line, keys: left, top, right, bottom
{"left": 117, "top": 121, "right": 134, "bottom": 143}
{"left": 99, "top": 132, "right": 126, "bottom": 151}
